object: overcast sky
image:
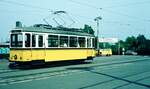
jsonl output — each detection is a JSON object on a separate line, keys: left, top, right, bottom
{"left": 0, "top": 0, "right": 150, "bottom": 42}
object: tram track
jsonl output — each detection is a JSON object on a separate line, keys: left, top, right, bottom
{"left": 0, "top": 69, "right": 82, "bottom": 85}
{"left": 1, "top": 56, "right": 149, "bottom": 75}
{"left": 0, "top": 57, "right": 148, "bottom": 75}
{"left": 0, "top": 69, "right": 20, "bottom": 74}
{"left": 79, "top": 70, "right": 150, "bottom": 89}
{"left": 0, "top": 57, "right": 150, "bottom": 86}
{"left": 90, "top": 57, "right": 150, "bottom": 68}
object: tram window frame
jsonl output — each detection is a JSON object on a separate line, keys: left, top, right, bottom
{"left": 32, "top": 34, "right": 36, "bottom": 47}
{"left": 70, "top": 36, "right": 78, "bottom": 47}
{"left": 25, "top": 33, "right": 31, "bottom": 47}
{"left": 87, "top": 38, "right": 91, "bottom": 48}
{"left": 78, "top": 37, "right": 86, "bottom": 48}
{"left": 92, "top": 38, "right": 95, "bottom": 48}
{"left": 60, "top": 36, "right": 68, "bottom": 47}
{"left": 38, "top": 35, "right": 43, "bottom": 47}
{"left": 48, "top": 35, "right": 59, "bottom": 47}
{"left": 11, "top": 33, "right": 23, "bottom": 47}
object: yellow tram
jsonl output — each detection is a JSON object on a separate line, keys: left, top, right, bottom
{"left": 9, "top": 23, "right": 96, "bottom": 67}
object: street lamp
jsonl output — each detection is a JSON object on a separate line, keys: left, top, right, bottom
{"left": 94, "top": 16, "right": 102, "bottom": 50}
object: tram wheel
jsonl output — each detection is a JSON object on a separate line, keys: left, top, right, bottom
{"left": 9, "top": 63, "right": 18, "bottom": 69}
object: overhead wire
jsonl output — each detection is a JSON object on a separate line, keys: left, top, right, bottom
{"left": 0, "top": 0, "right": 148, "bottom": 27}
{"left": 1, "top": 0, "right": 150, "bottom": 23}
{"left": 103, "top": 0, "right": 150, "bottom": 8}
{"left": 0, "top": 0, "right": 53, "bottom": 12}
{"left": 0, "top": 0, "right": 136, "bottom": 23}
{"left": 0, "top": 0, "right": 149, "bottom": 39}
{"left": 101, "top": 8, "right": 150, "bottom": 22}
{"left": 69, "top": 0, "right": 150, "bottom": 8}
{"left": 68, "top": 0, "right": 150, "bottom": 23}
{"left": 69, "top": 12, "right": 133, "bottom": 26}
{"left": 0, "top": 0, "right": 79, "bottom": 27}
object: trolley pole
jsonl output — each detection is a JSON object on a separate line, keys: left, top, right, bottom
{"left": 94, "top": 16, "right": 102, "bottom": 50}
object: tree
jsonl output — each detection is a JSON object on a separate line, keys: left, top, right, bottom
{"left": 125, "top": 36, "right": 137, "bottom": 51}
{"left": 145, "top": 40, "right": 150, "bottom": 55}
{"left": 111, "top": 35, "right": 150, "bottom": 55}
{"left": 111, "top": 43, "right": 119, "bottom": 55}
{"left": 136, "top": 35, "right": 147, "bottom": 55}
{"left": 99, "top": 42, "right": 112, "bottom": 49}
{"left": 83, "top": 24, "right": 95, "bottom": 35}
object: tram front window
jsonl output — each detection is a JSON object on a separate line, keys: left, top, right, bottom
{"left": 11, "top": 34, "right": 23, "bottom": 47}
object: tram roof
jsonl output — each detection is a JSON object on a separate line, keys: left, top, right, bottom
{"left": 11, "top": 27, "right": 95, "bottom": 37}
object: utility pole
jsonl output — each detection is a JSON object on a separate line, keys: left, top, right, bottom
{"left": 94, "top": 16, "right": 102, "bottom": 50}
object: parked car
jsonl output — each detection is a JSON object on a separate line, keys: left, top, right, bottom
{"left": 125, "top": 50, "right": 137, "bottom": 55}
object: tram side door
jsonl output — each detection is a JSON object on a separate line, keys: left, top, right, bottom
{"left": 37, "top": 35, "right": 45, "bottom": 60}
{"left": 30, "top": 34, "right": 45, "bottom": 61}
{"left": 24, "top": 33, "right": 32, "bottom": 60}
{"left": 87, "top": 38, "right": 92, "bottom": 56}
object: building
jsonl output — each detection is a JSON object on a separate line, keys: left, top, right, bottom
{"left": 0, "top": 42, "right": 9, "bottom": 59}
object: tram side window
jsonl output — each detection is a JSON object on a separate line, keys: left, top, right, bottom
{"left": 78, "top": 37, "right": 85, "bottom": 47}
{"left": 48, "top": 35, "right": 58, "bottom": 47}
{"left": 11, "top": 34, "right": 23, "bottom": 47}
{"left": 25, "top": 34, "right": 31, "bottom": 47}
{"left": 92, "top": 38, "right": 95, "bottom": 48}
{"left": 87, "top": 38, "right": 91, "bottom": 48}
{"left": 60, "top": 36, "right": 68, "bottom": 47}
{"left": 32, "top": 35, "right": 36, "bottom": 47}
{"left": 38, "top": 35, "right": 43, "bottom": 47}
{"left": 70, "top": 37, "right": 77, "bottom": 47}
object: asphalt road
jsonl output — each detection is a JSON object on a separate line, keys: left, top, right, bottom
{"left": 0, "top": 55, "right": 150, "bottom": 89}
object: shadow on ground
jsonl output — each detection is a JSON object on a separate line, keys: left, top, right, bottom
{"left": 67, "top": 66, "right": 150, "bottom": 89}
{"left": 10, "top": 60, "right": 92, "bottom": 70}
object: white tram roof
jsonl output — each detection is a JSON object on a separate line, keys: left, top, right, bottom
{"left": 11, "top": 26, "right": 95, "bottom": 37}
